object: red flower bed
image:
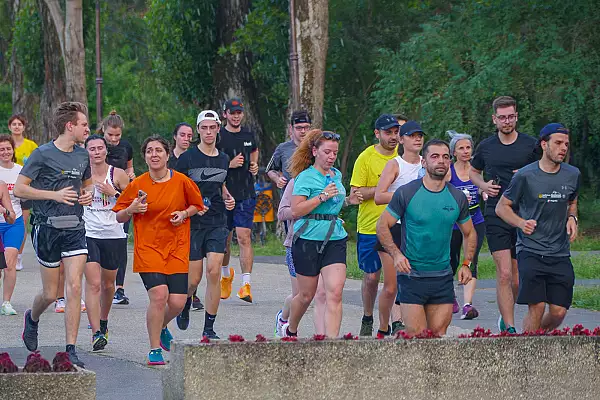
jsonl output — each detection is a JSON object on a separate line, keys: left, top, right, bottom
{"left": 52, "top": 352, "right": 77, "bottom": 372}
{"left": 0, "top": 353, "right": 18, "bottom": 373}
{"left": 459, "top": 325, "right": 600, "bottom": 338}
{"left": 255, "top": 334, "right": 268, "bottom": 342}
{"left": 228, "top": 335, "right": 245, "bottom": 343}
{"left": 23, "top": 352, "right": 51, "bottom": 373}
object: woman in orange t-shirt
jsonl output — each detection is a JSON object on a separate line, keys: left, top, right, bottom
{"left": 113, "top": 135, "right": 204, "bottom": 365}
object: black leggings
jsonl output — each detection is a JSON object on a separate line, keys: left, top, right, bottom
{"left": 115, "top": 220, "right": 131, "bottom": 287}
{"left": 450, "top": 222, "right": 485, "bottom": 279}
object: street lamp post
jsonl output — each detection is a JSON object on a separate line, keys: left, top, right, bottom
{"left": 289, "top": 0, "right": 300, "bottom": 111}
{"left": 95, "top": 0, "right": 103, "bottom": 128}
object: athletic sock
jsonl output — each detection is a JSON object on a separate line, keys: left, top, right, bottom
{"left": 464, "top": 302, "right": 471, "bottom": 307}
{"left": 362, "top": 315, "right": 374, "bottom": 323}
{"left": 57, "top": 297, "right": 65, "bottom": 301}
{"left": 286, "top": 326, "right": 297, "bottom": 337}
{"left": 66, "top": 344, "right": 75, "bottom": 353}
{"left": 221, "top": 266, "right": 230, "bottom": 278}
{"left": 100, "top": 319, "right": 108, "bottom": 334}
{"left": 184, "top": 296, "right": 192, "bottom": 311}
{"left": 204, "top": 312, "right": 216, "bottom": 331}
{"left": 242, "top": 273, "right": 251, "bottom": 285}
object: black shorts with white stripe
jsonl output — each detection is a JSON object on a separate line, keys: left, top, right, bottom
{"left": 31, "top": 225, "right": 88, "bottom": 268}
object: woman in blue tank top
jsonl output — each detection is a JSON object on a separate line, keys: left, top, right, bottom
{"left": 446, "top": 131, "right": 486, "bottom": 320}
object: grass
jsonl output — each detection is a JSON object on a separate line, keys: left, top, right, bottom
{"left": 230, "top": 232, "right": 286, "bottom": 257}
{"left": 572, "top": 286, "right": 600, "bottom": 311}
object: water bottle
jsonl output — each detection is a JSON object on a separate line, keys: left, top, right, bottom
{"left": 203, "top": 197, "right": 212, "bottom": 208}
{"left": 325, "top": 175, "right": 340, "bottom": 204}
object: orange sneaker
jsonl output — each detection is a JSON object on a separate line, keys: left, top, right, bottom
{"left": 237, "top": 283, "right": 253, "bottom": 303}
{"left": 220, "top": 268, "right": 235, "bottom": 299}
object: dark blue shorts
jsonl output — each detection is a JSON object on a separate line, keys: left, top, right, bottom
{"left": 227, "top": 197, "right": 256, "bottom": 230}
{"left": 357, "top": 233, "right": 382, "bottom": 273}
{"left": 397, "top": 274, "right": 455, "bottom": 305}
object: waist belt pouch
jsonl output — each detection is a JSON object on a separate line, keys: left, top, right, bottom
{"left": 47, "top": 215, "right": 81, "bottom": 229}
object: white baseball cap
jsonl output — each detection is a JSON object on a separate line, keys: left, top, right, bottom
{"left": 196, "top": 110, "right": 221, "bottom": 126}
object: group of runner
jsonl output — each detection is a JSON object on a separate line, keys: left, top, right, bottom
{"left": 3, "top": 93, "right": 580, "bottom": 366}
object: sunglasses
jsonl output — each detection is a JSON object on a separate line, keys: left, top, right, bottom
{"left": 322, "top": 131, "right": 341, "bottom": 141}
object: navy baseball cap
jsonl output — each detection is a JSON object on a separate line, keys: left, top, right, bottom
{"left": 375, "top": 114, "right": 400, "bottom": 130}
{"left": 540, "top": 123, "right": 569, "bottom": 138}
{"left": 400, "top": 120, "right": 424, "bottom": 136}
{"left": 224, "top": 98, "right": 244, "bottom": 112}
{"left": 291, "top": 110, "right": 311, "bottom": 125}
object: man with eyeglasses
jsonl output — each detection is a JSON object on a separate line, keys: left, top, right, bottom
{"left": 266, "top": 110, "right": 312, "bottom": 190}
{"left": 470, "top": 96, "right": 539, "bottom": 333}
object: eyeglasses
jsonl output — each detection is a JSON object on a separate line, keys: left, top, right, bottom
{"left": 495, "top": 114, "right": 517, "bottom": 123}
{"left": 293, "top": 125, "right": 311, "bottom": 132}
{"left": 322, "top": 131, "right": 341, "bottom": 141}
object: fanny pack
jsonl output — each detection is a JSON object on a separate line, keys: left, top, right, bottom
{"left": 46, "top": 215, "right": 81, "bottom": 229}
{"left": 292, "top": 214, "right": 338, "bottom": 254}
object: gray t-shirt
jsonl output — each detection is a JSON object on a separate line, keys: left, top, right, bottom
{"left": 20, "top": 142, "right": 91, "bottom": 229}
{"left": 266, "top": 140, "right": 297, "bottom": 181}
{"left": 503, "top": 161, "right": 580, "bottom": 257}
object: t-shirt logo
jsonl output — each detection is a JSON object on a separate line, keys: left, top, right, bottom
{"left": 244, "top": 142, "right": 252, "bottom": 147}
{"left": 442, "top": 205, "right": 455, "bottom": 212}
{"left": 61, "top": 168, "right": 82, "bottom": 179}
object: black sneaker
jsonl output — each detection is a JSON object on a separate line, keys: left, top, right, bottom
{"left": 176, "top": 307, "right": 190, "bottom": 330}
{"left": 112, "top": 288, "right": 129, "bottom": 305}
{"left": 191, "top": 295, "right": 204, "bottom": 311}
{"left": 92, "top": 331, "right": 108, "bottom": 351}
{"left": 359, "top": 318, "right": 373, "bottom": 337}
{"left": 22, "top": 309, "right": 38, "bottom": 351}
{"left": 202, "top": 329, "right": 219, "bottom": 339}
{"left": 67, "top": 348, "right": 85, "bottom": 368}
{"left": 392, "top": 320, "right": 406, "bottom": 335}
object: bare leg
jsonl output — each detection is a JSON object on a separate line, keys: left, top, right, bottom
{"left": 205, "top": 252, "right": 225, "bottom": 315}
{"left": 400, "top": 303, "right": 427, "bottom": 336}
{"left": 146, "top": 285, "right": 168, "bottom": 349}
{"left": 321, "top": 263, "right": 346, "bottom": 338}
{"left": 523, "top": 302, "right": 545, "bottom": 332}
{"left": 84, "top": 262, "right": 102, "bottom": 332}
{"left": 493, "top": 249, "right": 516, "bottom": 328}
{"left": 236, "top": 227, "right": 253, "bottom": 274}
{"left": 378, "top": 252, "right": 397, "bottom": 332}
{"left": 361, "top": 270, "right": 380, "bottom": 318}
{"left": 63, "top": 255, "right": 87, "bottom": 345}
{"left": 187, "top": 260, "right": 204, "bottom": 296}
{"left": 541, "top": 304, "right": 567, "bottom": 331}
{"left": 100, "top": 269, "right": 117, "bottom": 321}
{"left": 57, "top": 262, "right": 65, "bottom": 299}
{"left": 288, "top": 274, "right": 319, "bottom": 333}
{"left": 222, "top": 231, "right": 233, "bottom": 267}
{"left": 313, "top": 275, "right": 326, "bottom": 335}
{"left": 282, "top": 276, "right": 298, "bottom": 321}
{"left": 463, "top": 278, "right": 477, "bottom": 305}
{"left": 31, "top": 265, "right": 61, "bottom": 321}
{"left": 2, "top": 248, "right": 18, "bottom": 302}
{"left": 163, "top": 293, "right": 188, "bottom": 327}
{"left": 424, "top": 303, "right": 453, "bottom": 336}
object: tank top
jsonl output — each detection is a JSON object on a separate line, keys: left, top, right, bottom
{"left": 449, "top": 163, "right": 484, "bottom": 228}
{"left": 83, "top": 166, "right": 126, "bottom": 239}
{"left": 388, "top": 155, "right": 423, "bottom": 193}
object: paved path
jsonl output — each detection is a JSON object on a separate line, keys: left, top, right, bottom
{"left": 1, "top": 242, "right": 599, "bottom": 399}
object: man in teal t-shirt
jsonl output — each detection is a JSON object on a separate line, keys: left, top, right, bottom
{"left": 376, "top": 139, "right": 477, "bottom": 336}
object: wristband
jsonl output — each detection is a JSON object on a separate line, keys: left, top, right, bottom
{"left": 4, "top": 209, "right": 10, "bottom": 217}
{"left": 461, "top": 260, "right": 472, "bottom": 268}
{"left": 568, "top": 214, "right": 578, "bottom": 225}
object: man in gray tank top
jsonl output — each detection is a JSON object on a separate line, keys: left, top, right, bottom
{"left": 496, "top": 123, "right": 580, "bottom": 332}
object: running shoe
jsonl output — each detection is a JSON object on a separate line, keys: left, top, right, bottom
{"left": 507, "top": 326, "right": 517, "bottom": 334}
{"left": 191, "top": 295, "right": 204, "bottom": 311}
{"left": 92, "top": 331, "right": 108, "bottom": 351}
{"left": 498, "top": 315, "right": 507, "bottom": 332}
{"left": 359, "top": 319, "right": 373, "bottom": 337}
{"left": 67, "top": 347, "right": 85, "bottom": 368}
{"left": 22, "top": 309, "right": 38, "bottom": 351}
{"left": 202, "top": 329, "right": 220, "bottom": 339}
{"left": 112, "top": 288, "right": 130, "bottom": 305}
{"left": 176, "top": 306, "right": 190, "bottom": 331}
{"left": 391, "top": 320, "right": 405, "bottom": 335}
{"left": 160, "top": 327, "right": 173, "bottom": 352}
{"left": 452, "top": 297, "right": 459, "bottom": 314}
{"left": 16, "top": 254, "right": 23, "bottom": 271}
{"left": 236, "top": 283, "right": 253, "bottom": 303}
{"left": 220, "top": 268, "right": 235, "bottom": 299}
{"left": 461, "top": 304, "right": 479, "bottom": 320}
{"left": 148, "top": 348, "right": 165, "bottom": 366}
{"left": 80, "top": 298, "right": 86, "bottom": 312}
{"left": 55, "top": 298, "right": 66, "bottom": 313}
{"left": 281, "top": 322, "right": 290, "bottom": 338}
{"left": 1, "top": 301, "right": 17, "bottom": 315}
{"left": 275, "top": 310, "right": 285, "bottom": 338}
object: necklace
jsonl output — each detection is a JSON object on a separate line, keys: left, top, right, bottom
{"left": 150, "top": 169, "right": 169, "bottom": 184}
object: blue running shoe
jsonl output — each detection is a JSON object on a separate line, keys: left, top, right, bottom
{"left": 498, "top": 315, "right": 507, "bottom": 332}
{"left": 22, "top": 309, "right": 38, "bottom": 352}
{"left": 160, "top": 327, "right": 173, "bottom": 352}
{"left": 148, "top": 348, "right": 165, "bottom": 366}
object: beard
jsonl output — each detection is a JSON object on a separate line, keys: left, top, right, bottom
{"left": 498, "top": 124, "right": 515, "bottom": 134}
{"left": 427, "top": 166, "right": 448, "bottom": 180}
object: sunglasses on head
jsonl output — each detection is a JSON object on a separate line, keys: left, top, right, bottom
{"left": 322, "top": 131, "right": 340, "bottom": 141}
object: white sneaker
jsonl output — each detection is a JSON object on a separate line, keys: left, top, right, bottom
{"left": 15, "top": 254, "right": 23, "bottom": 271}
{"left": 0, "top": 301, "right": 17, "bottom": 315}
{"left": 275, "top": 310, "right": 285, "bottom": 338}
{"left": 81, "top": 298, "right": 86, "bottom": 312}
{"left": 281, "top": 322, "right": 290, "bottom": 338}
{"left": 55, "top": 298, "right": 66, "bottom": 313}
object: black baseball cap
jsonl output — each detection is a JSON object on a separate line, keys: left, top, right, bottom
{"left": 540, "top": 122, "right": 569, "bottom": 138}
{"left": 291, "top": 110, "right": 311, "bottom": 125}
{"left": 375, "top": 114, "right": 400, "bottom": 130}
{"left": 224, "top": 98, "right": 244, "bottom": 112}
{"left": 400, "top": 120, "right": 424, "bottom": 136}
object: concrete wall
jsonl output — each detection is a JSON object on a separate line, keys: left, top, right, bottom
{"left": 163, "top": 336, "right": 599, "bottom": 400}
{"left": 0, "top": 370, "right": 95, "bottom": 400}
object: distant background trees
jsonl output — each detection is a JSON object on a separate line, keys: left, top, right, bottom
{"left": 1, "top": 0, "right": 598, "bottom": 191}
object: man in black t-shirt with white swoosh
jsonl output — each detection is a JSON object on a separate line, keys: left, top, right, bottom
{"left": 470, "top": 96, "right": 538, "bottom": 334}
{"left": 217, "top": 98, "right": 259, "bottom": 303}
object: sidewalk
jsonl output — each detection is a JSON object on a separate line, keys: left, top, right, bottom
{"left": 1, "top": 242, "right": 598, "bottom": 399}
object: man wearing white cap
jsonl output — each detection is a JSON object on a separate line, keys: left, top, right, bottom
{"left": 174, "top": 110, "right": 235, "bottom": 338}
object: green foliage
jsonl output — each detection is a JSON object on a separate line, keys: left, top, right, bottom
{"left": 573, "top": 286, "right": 600, "bottom": 311}
{"left": 12, "top": 0, "right": 43, "bottom": 93}
{"left": 146, "top": 0, "right": 218, "bottom": 105}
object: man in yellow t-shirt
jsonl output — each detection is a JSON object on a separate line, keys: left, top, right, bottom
{"left": 350, "top": 114, "right": 401, "bottom": 337}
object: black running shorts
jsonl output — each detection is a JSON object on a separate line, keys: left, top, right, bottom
{"left": 291, "top": 238, "right": 347, "bottom": 277}
{"left": 189, "top": 227, "right": 229, "bottom": 261}
{"left": 139, "top": 272, "right": 188, "bottom": 295}
{"left": 485, "top": 215, "right": 517, "bottom": 258}
{"left": 86, "top": 237, "right": 127, "bottom": 271}
{"left": 397, "top": 274, "right": 455, "bottom": 305}
{"left": 31, "top": 225, "right": 87, "bottom": 268}
{"left": 516, "top": 250, "right": 574, "bottom": 309}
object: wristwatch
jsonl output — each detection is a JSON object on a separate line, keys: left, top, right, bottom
{"left": 568, "top": 214, "right": 578, "bottom": 225}
{"left": 3, "top": 209, "right": 10, "bottom": 217}
{"left": 461, "top": 260, "right": 472, "bottom": 268}
{"left": 114, "top": 192, "right": 120, "bottom": 199}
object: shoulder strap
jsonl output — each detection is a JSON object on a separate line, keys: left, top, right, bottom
{"left": 108, "top": 165, "right": 115, "bottom": 187}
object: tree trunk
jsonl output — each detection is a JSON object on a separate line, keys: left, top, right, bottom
{"left": 39, "top": 0, "right": 66, "bottom": 141}
{"left": 10, "top": 0, "right": 41, "bottom": 140}
{"left": 213, "top": 0, "right": 265, "bottom": 162}
{"left": 43, "top": 0, "right": 86, "bottom": 104}
{"left": 295, "top": 0, "right": 329, "bottom": 128}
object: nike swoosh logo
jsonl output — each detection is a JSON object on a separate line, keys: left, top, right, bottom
{"left": 200, "top": 171, "right": 224, "bottom": 180}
